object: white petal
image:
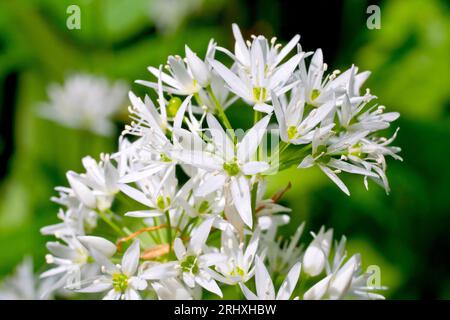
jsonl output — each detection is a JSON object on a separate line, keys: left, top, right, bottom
{"left": 319, "top": 165, "right": 350, "bottom": 196}
{"left": 272, "top": 93, "right": 288, "bottom": 141}
{"left": 125, "top": 210, "right": 163, "bottom": 218}
{"left": 76, "top": 278, "right": 112, "bottom": 293}
{"left": 207, "top": 114, "right": 235, "bottom": 161}
{"left": 273, "top": 34, "right": 300, "bottom": 67}
{"left": 239, "top": 283, "right": 259, "bottom": 300}
{"left": 78, "top": 236, "right": 116, "bottom": 257}
{"left": 129, "top": 277, "right": 148, "bottom": 291}
{"left": 123, "top": 288, "right": 141, "bottom": 300}
{"left": 171, "top": 150, "right": 222, "bottom": 172}
{"left": 237, "top": 115, "right": 270, "bottom": 163}
{"left": 67, "top": 172, "right": 96, "bottom": 208}
{"left": 103, "top": 289, "right": 121, "bottom": 300}
{"left": 122, "top": 240, "right": 140, "bottom": 276}
{"left": 328, "top": 159, "right": 378, "bottom": 177}
{"left": 195, "top": 273, "right": 223, "bottom": 297}
{"left": 173, "top": 127, "right": 205, "bottom": 152}
{"left": 183, "top": 272, "right": 196, "bottom": 288}
{"left": 209, "top": 60, "right": 252, "bottom": 101}
{"left": 141, "top": 262, "right": 178, "bottom": 280}
{"left": 253, "top": 103, "right": 273, "bottom": 114}
{"left": 303, "top": 245, "right": 326, "bottom": 277}
{"left": 198, "top": 253, "right": 227, "bottom": 267}
{"left": 189, "top": 218, "right": 213, "bottom": 254}
{"left": 303, "top": 274, "right": 332, "bottom": 300}
{"left": 195, "top": 174, "right": 226, "bottom": 197}
{"left": 254, "top": 256, "right": 275, "bottom": 300}
{"left": 230, "top": 177, "right": 252, "bottom": 228}
{"left": 232, "top": 23, "right": 250, "bottom": 66}
{"left": 328, "top": 256, "right": 357, "bottom": 299}
{"left": 276, "top": 262, "right": 301, "bottom": 300}
{"left": 173, "top": 238, "right": 186, "bottom": 261}
{"left": 297, "top": 155, "right": 315, "bottom": 168}
{"left": 269, "top": 53, "right": 302, "bottom": 89}
{"left": 118, "top": 184, "right": 152, "bottom": 207}
{"left": 185, "top": 45, "right": 210, "bottom": 87}
{"left": 241, "top": 161, "right": 269, "bottom": 175}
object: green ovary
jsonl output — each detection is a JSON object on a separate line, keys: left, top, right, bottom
{"left": 313, "top": 145, "right": 331, "bottom": 163}
{"left": 156, "top": 195, "right": 171, "bottom": 210}
{"left": 231, "top": 266, "right": 245, "bottom": 277}
{"left": 287, "top": 126, "right": 298, "bottom": 140}
{"left": 112, "top": 273, "right": 128, "bottom": 292}
{"left": 180, "top": 255, "right": 199, "bottom": 274}
{"left": 253, "top": 87, "right": 267, "bottom": 102}
{"left": 167, "top": 97, "right": 182, "bottom": 118}
{"left": 348, "top": 143, "right": 365, "bottom": 158}
{"left": 160, "top": 153, "right": 171, "bottom": 162}
{"left": 223, "top": 162, "right": 240, "bottom": 176}
{"left": 198, "top": 200, "right": 210, "bottom": 214}
{"left": 310, "top": 89, "right": 320, "bottom": 101}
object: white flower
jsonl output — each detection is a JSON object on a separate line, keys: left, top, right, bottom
{"left": 0, "top": 257, "right": 54, "bottom": 300}
{"left": 298, "top": 128, "right": 379, "bottom": 195}
{"left": 149, "top": 0, "right": 203, "bottom": 34}
{"left": 210, "top": 24, "right": 304, "bottom": 113}
{"left": 296, "top": 50, "right": 370, "bottom": 107}
{"left": 141, "top": 219, "right": 226, "bottom": 297}
{"left": 138, "top": 43, "right": 215, "bottom": 95}
{"left": 40, "top": 236, "right": 115, "bottom": 293}
{"left": 214, "top": 227, "right": 259, "bottom": 284}
{"left": 240, "top": 256, "right": 301, "bottom": 300}
{"left": 337, "top": 94, "right": 399, "bottom": 133}
{"left": 119, "top": 168, "right": 179, "bottom": 219}
{"left": 220, "top": 24, "right": 302, "bottom": 76}
{"left": 173, "top": 114, "right": 271, "bottom": 227}
{"left": 39, "top": 74, "right": 127, "bottom": 136}
{"left": 119, "top": 91, "right": 192, "bottom": 184}
{"left": 176, "top": 176, "right": 224, "bottom": 218}
{"left": 73, "top": 240, "right": 147, "bottom": 300}
{"left": 272, "top": 90, "right": 335, "bottom": 144}
{"left": 66, "top": 155, "right": 120, "bottom": 212}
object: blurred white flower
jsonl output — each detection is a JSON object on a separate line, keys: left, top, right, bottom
{"left": 39, "top": 74, "right": 127, "bottom": 136}
{"left": 149, "top": 0, "right": 203, "bottom": 34}
{"left": 0, "top": 257, "right": 54, "bottom": 300}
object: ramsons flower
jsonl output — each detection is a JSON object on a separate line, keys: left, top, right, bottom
{"left": 39, "top": 74, "right": 127, "bottom": 136}
{"left": 73, "top": 240, "right": 147, "bottom": 300}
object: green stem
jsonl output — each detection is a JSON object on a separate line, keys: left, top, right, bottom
{"left": 165, "top": 211, "right": 173, "bottom": 256}
{"left": 253, "top": 111, "right": 263, "bottom": 160}
{"left": 97, "top": 210, "right": 126, "bottom": 236}
{"left": 251, "top": 182, "right": 258, "bottom": 225}
{"left": 206, "top": 86, "right": 235, "bottom": 140}
{"left": 153, "top": 217, "right": 163, "bottom": 243}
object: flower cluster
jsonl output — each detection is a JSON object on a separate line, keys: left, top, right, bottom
{"left": 39, "top": 24, "right": 400, "bottom": 300}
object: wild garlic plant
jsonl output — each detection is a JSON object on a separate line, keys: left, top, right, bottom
{"left": 40, "top": 24, "right": 400, "bottom": 300}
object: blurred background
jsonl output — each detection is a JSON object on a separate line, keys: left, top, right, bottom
{"left": 0, "top": 0, "right": 449, "bottom": 299}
